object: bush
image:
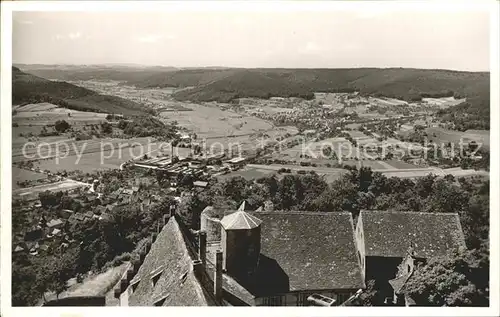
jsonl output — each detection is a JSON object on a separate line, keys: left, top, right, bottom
{"left": 54, "top": 120, "right": 71, "bottom": 133}
{"left": 110, "top": 252, "right": 132, "bottom": 267}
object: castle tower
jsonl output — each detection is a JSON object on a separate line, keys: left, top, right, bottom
{"left": 220, "top": 208, "right": 262, "bottom": 283}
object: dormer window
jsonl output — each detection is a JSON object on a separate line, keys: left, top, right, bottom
{"left": 153, "top": 293, "right": 169, "bottom": 306}
{"left": 151, "top": 272, "right": 161, "bottom": 287}
{"left": 130, "top": 278, "right": 140, "bottom": 293}
{"left": 179, "top": 271, "right": 188, "bottom": 285}
{"left": 150, "top": 266, "right": 165, "bottom": 287}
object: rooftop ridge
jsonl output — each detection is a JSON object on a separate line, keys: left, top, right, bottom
{"left": 360, "top": 209, "right": 461, "bottom": 216}
{"left": 220, "top": 210, "right": 262, "bottom": 230}
{"left": 251, "top": 210, "right": 352, "bottom": 216}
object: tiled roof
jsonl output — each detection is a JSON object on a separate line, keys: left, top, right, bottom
{"left": 249, "top": 211, "right": 364, "bottom": 292}
{"left": 73, "top": 213, "right": 85, "bottom": 221}
{"left": 359, "top": 210, "right": 467, "bottom": 259}
{"left": 220, "top": 211, "right": 262, "bottom": 230}
{"left": 46, "top": 219, "right": 64, "bottom": 228}
{"left": 193, "top": 181, "right": 208, "bottom": 188}
{"left": 128, "top": 217, "right": 216, "bottom": 306}
{"left": 123, "top": 189, "right": 134, "bottom": 195}
{"left": 94, "top": 206, "right": 106, "bottom": 215}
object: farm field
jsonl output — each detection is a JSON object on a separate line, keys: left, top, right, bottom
{"left": 34, "top": 142, "right": 153, "bottom": 173}
{"left": 245, "top": 163, "right": 348, "bottom": 182}
{"left": 368, "top": 97, "right": 409, "bottom": 106}
{"left": 13, "top": 179, "right": 89, "bottom": 200}
{"left": 13, "top": 102, "right": 108, "bottom": 127}
{"left": 274, "top": 135, "right": 422, "bottom": 165}
{"left": 217, "top": 165, "right": 276, "bottom": 181}
{"left": 66, "top": 80, "right": 185, "bottom": 111}
{"left": 160, "top": 103, "right": 274, "bottom": 138}
{"left": 13, "top": 137, "right": 154, "bottom": 163}
{"left": 339, "top": 160, "right": 418, "bottom": 170}
{"left": 426, "top": 127, "right": 490, "bottom": 149}
{"left": 12, "top": 167, "right": 48, "bottom": 189}
{"left": 422, "top": 97, "right": 465, "bottom": 108}
{"left": 63, "top": 80, "right": 299, "bottom": 153}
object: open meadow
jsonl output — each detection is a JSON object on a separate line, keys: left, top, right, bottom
{"left": 426, "top": 127, "right": 490, "bottom": 149}
{"left": 13, "top": 179, "right": 89, "bottom": 200}
{"left": 160, "top": 103, "right": 274, "bottom": 138}
{"left": 12, "top": 166, "right": 48, "bottom": 189}
{"left": 13, "top": 102, "right": 108, "bottom": 127}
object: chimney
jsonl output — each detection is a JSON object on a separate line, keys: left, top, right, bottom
{"left": 198, "top": 231, "right": 207, "bottom": 266}
{"left": 192, "top": 259, "right": 203, "bottom": 281}
{"left": 170, "top": 205, "right": 176, "bottom": 218}
{"left": 126, "top": 267, "right": 134, "bottom": 281}
{"left": 119, "top": 278, "right": 128, "bottom": 293}
{"left": 214, "top": 250, "right": 223, "bottom": 304}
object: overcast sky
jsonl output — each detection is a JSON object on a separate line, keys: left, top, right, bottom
{"left": 12, "top": 9, "right": 490, "bottom": 71}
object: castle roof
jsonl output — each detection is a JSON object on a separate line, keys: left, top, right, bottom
{"left": 250, "top": 211, "right": 364, "bottom": 292}
{"left": 220, "top": 211, "right": 262, "bottom": 230}
{"left": 359, "top": 210, "right": 467, "bottom": 259}
{"left": 127, "top": 217, "right": 216, "bottom": 306}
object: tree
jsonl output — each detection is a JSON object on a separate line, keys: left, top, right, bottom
{"left": 468, "top": 141, "right": 479, "bottom": 152}
{"left": 39, "top": 191, "right": 63, "bottom": 207}
{"left": 424, "top": 179, "right": 468, "bottom": 214}
{"left": 177, "top": 172, "right": 194, "bottom": 188}
{"left": 101, "top": 122, "right": 113, "bottom": 134}
{"left": 177, "top": 194, "right": 205, "bottom": 229}
{"left": 312, "top": 177, "right": 359, "bottom": 214}
{"left": 359, "top": 280, "right": 385, "bottom": 306}
{"left": 54, "top": 120, "right": 71, "bottom": 133}
{"left": 403, "top": 250, "right": 489, "bottom": 306}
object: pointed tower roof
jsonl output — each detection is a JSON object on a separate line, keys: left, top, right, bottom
{"left": 220, "top": 210, "right": 262, "bottom": 230}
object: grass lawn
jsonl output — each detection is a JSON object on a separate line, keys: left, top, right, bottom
{"left": 12, "top": 167, "right": 48, "bottom": 189}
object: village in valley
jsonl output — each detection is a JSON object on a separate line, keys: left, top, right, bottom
{"left": 7, "top": 7, "right": 493, "bottom": 310}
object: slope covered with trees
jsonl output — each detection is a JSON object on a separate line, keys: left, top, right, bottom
{"left": 161, "top": 68, "right": 489, "bottom": 103}
{"left": 19, "top": 65, "right": 490, "bottom": 130}
{"left": 12, "top": 67, "right": 148, "bottom": 115}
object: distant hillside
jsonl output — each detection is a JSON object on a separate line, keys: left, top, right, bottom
{"left": 12, "top": 67, "right": 148, "bottom": 115}
{"left": 14, "top": 64, "right": 178, "bottom": 83}
{"left": 165, "top": 68, "right": 489, "bottom": 130}
{"left": 436, "top": 85, "right": 490, "bottom": 130}
{"left": 115, "top": 67, "right": 489, "bottom": 104}
{"left": 16, "top": 65, "right": 490, "bottom": 130}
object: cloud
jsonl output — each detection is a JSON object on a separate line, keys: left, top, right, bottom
{"left": 137, "top": 34, "right": 163, "bottom": 43}
{"left": 68, "top": 32, "right": 82, "bottom": 40}
{"left": 52, "top": 32, "right": 83, "bottom": 41}
{"left": 356, "top": 9, "right": 390, "bottom": 19}
{"left": 299, "top": 41, "right": 322, "bottom": 54}
{"left": 18, "top": 20, "right": 34, "bottom": 25}
{"left": 232, "top": 17, "right": 251, "bottom": 26}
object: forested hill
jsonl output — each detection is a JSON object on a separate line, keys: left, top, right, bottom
{"left": 12, "top": 67, "right": 148, "bottom": 115}
{"left": 17, "top": 65, "right": 490, "bottom": 129}
{"left": 130, "top": 68, "right": 488, "bottom": 103}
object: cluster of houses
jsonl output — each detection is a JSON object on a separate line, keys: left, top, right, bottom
{"left": 113, "top": 202, "right": 466, "bottom": 307}
{"left": 12, "top": 183, "right": 162, "bottom": 256}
